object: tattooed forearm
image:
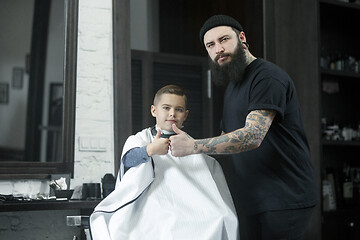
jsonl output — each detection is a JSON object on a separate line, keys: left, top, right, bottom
{"left": 194, "top": 135, "right": 231, "bottom": 153}
{"left": 194, "top": 110, "right": 276, "bottom": 154}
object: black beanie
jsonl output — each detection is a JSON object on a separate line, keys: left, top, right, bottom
{"left": 199, "top": 15, "right": 243, "bottom": 43}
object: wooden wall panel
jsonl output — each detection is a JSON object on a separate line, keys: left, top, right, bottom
{"left": 159, "top": 0, "right": 263, "bottom": 57}
{"left": 263, "top": 1, "right": 321, "bottom": 239}
{"left": 113, "top": 0, "right": 132, "bottom": 175}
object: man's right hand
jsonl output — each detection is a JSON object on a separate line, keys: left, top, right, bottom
{"left": 146, "top": 129, "right": 170, "bottom": 156}
{"left": 169, "top": 124, "right": 195, "bottom": 157}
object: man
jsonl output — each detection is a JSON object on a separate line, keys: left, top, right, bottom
{"left": 169, "top": 15, "right": 318, "bottom": 240}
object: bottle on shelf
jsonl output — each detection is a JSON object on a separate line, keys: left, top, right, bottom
{"left": 352, "top": 169, "right": 360, "bottom": 206}
{"left": 342, "top": 125, "right": 352, "bottom": 141}
{"left": 356, "top": 122, "right": 360, "bottom": 141}
{"left": 329, "top": 53, "right": 336, "bottom": 70}
{"left": 323, "top": 168, "right": 337, "bottom": 211}
{"left": 343, "top": 163, "right": 354, "bottom": 206}
{"left": 345, "top": 55, "right": 356, "bottom": 72}
{"left": 335, "top": 52, "right": 344, "bottom": 71}
{"left": 320, "top": 47, "right": 330, "bottom": 69}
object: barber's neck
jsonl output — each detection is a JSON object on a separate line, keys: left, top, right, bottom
{"left": 246, "top": 51, "right": 257, "bottom": 65}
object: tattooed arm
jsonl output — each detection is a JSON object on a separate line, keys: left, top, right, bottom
{"left": 170, "top": 110, "right": 276, "bottom": 157}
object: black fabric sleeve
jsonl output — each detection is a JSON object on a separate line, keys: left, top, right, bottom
{"left": 248, "top": 77, "right": 287, "bottom": 120}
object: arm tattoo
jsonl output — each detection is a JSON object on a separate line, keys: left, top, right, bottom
{"left": 194, "top": 110, "right": 276, "bottom": 154}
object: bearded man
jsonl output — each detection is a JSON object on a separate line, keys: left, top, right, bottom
{"left": 169, "top": 15, "right": 318, "bottom": 240}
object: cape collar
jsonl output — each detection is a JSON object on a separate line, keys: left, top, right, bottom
{"left": 151, "top": 125, "right": 177, "bottom": 139}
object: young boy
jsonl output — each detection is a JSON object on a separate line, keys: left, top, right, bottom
{"left": 122, "top": 84, "right": 190, "bottom": 174}
{"left": 90, "top": 85, "right": 239, "bottom": 240}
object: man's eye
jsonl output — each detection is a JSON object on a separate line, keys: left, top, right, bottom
{"left": 163, "top": 107, "right": 170, "bottom": 110}
{"left": 206, "top": 43, "right": 214, "bottom": 48}
{"left": 221, "top": 37, "right": 229, "bottom": 42}
{"left": 176, "top": 108, "right": 184, "bottom": 112}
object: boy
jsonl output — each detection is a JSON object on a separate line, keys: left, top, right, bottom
{"left": 90, "top": 85, "right": 239, "bottom": 240}
{"left": 122, "top": 84, "right": 190, "bottom": 174}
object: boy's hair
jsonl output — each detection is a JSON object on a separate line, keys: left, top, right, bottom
{"left": 153, "top": 85, "right": 187, "bottom": 107}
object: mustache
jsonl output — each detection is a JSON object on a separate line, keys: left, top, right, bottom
{"left": 214, "top": 53, "right": 231, "bottom": 62}
{"left": 209, "top": 41, "right": 247, "bottom": 86}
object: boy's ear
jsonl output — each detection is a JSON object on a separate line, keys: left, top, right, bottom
{"left": 150, "top": 105, "right": 156, "bottom": 117}
{"left": 184, "top": 110, "right": 189, "bottom": 121}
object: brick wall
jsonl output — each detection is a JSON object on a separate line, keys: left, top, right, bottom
{"left": 72, "top": 0, "right": 114, "bottom": 188}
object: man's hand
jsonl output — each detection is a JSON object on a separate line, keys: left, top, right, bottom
{"left": 146, "top": 129, "right": 170, "bottom": 156}
{"left": 169, "top": 124, "right": 195, "bottom": 157}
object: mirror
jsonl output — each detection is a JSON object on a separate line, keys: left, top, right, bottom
{"left": 0, "top": 0, "right": 78, "bottom": 178}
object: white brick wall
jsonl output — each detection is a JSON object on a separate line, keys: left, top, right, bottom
{"left": 72, "top": 0, "right": 114, "bottom": 188}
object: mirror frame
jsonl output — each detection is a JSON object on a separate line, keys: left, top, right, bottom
{"left": 113, "top": 0, "right": 132, "bottom": 176}
{"left": 0, "top": 0, "right": 78, "bottom": 179}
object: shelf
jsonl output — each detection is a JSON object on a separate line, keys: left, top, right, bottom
{"left": 322, "top": 140, "right": 360, "bottom": 146}
{"left": 323, "top": 207, "right": 360, "bottom": 217}
{"left": 0, "top": 199, "right": 101, "bottom": 212}
{"left": 319, "top": 1, "right": 360, "bottom": 238}
{"left": 320, "top": 0, "right": 360, "bottom": 10}
{"left": 321, "top": 69, "right": 360, "bottom": 79}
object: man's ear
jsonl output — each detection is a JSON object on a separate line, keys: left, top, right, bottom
{"left": 239, "top": 31, "right": 246, "bottom": 43}
{"left": 150, "top": 105, "right": 156, "bottom": 117}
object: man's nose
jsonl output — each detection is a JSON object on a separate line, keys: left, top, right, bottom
{"left": 215, "top": 43, "right": 224, "bottom": 54}
{"left": 169, "top": 109, "right": 175, "bottom": 117}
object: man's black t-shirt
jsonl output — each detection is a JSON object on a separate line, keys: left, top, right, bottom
{"left": 221, "top": 58, "right": 318, "bottom": 215}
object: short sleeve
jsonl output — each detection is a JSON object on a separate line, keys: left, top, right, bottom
{"left": 248, "top": 78, "right": 287, "bottom": 120}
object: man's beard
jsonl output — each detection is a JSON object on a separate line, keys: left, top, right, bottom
{"left": 208, "top": 42, "right": 248, "bottom": 86}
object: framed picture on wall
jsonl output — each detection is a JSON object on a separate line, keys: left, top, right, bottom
{"left": 0, "top": 83, "right": 9, "bottom": 104}
{"left": 12, "top": 67, "right": 24, "bottom": 89}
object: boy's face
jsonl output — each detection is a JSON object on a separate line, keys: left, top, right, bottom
{"left": 151, "top": 93, "right": 189, "bottom": 132}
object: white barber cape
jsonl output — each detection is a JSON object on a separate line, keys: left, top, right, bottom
{"left": 89, "top": 127, "right": 239, "bottom": 240}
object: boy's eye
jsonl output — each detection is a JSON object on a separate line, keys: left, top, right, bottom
{"left": 176, "top": 108, "right": 184, "bottom": 112}
{"left": 163, "top": 106, "right": 170, "bottom": 110}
